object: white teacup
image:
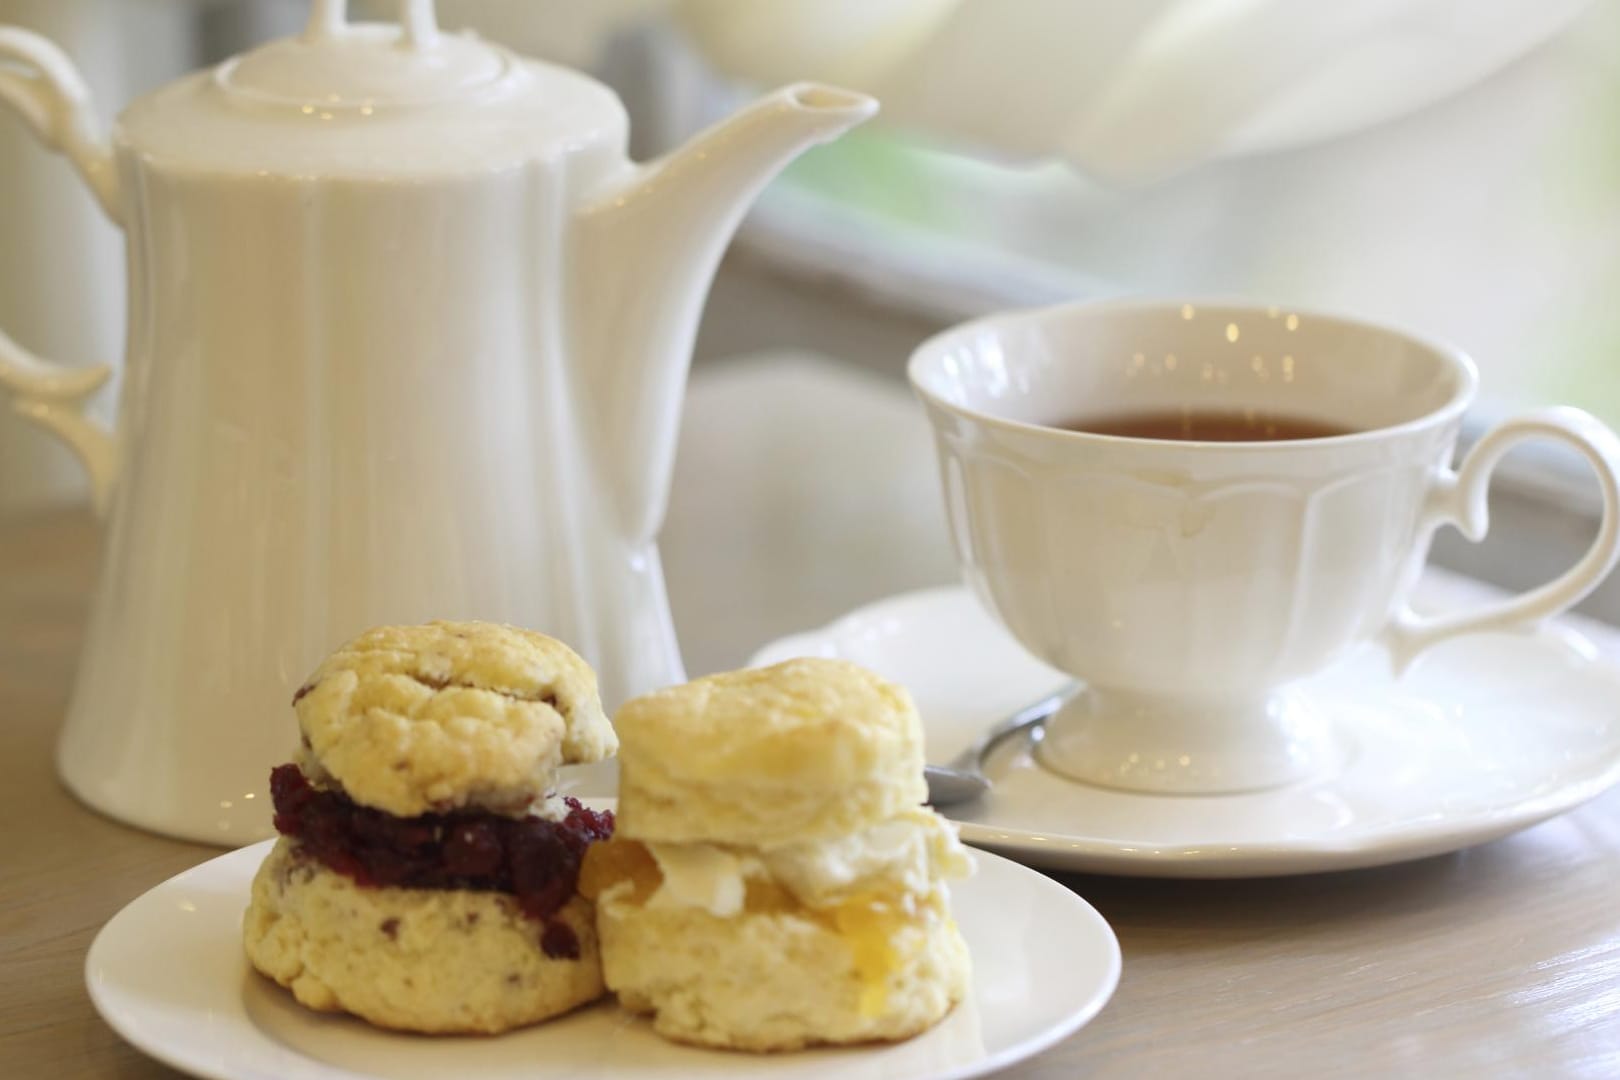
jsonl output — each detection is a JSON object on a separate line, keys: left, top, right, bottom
{"left": 910, "top": 299, "right": 1620, "bottom": 795}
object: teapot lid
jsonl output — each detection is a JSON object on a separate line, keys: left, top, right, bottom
{"left": 223, "top": 0, "right": 504, "bottom": 108}
{"left": 117, "top": 0, "right": 625, "bottom": 176}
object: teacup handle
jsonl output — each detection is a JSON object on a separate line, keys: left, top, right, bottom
{"left": 1384, "top": 406, "right": 1620, "bottom": 673}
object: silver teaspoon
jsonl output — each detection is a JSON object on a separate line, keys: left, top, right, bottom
{"left": 924, "top": 682, "right": 1080, "bottom": 808}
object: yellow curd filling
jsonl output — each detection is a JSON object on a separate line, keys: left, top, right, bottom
{"left": 579, "top": 835, "right": 663, "bottom": 906}
{"left": 579, "top": 837, "right": 920, "bottom": 1016}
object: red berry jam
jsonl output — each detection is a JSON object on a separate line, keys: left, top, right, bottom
{"left": 269, "top": 764, "right": 613, "bottom": 958}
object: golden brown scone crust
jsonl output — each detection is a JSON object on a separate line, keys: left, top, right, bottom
{"left": 294, "top": 621, "right": 616, "bottom": 816}
{"left": 243, "top": 838, "right": 604, "bottom": 1034}
{"left": 614, "top": 658, "right": 926, "bottom": 847}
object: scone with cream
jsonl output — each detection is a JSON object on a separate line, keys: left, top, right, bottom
{"left": 243, "top": 621, "right": 618, "bottom": 1034}
{"left": 580, "top": 658, "right": 973, "bottom": 1051}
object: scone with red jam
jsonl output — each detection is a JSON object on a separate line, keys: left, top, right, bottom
{"left": 581, "top": 658, "right": 973, "bottom": 1051}
{"left": 243, "top": 621, "right": 617, "bottom": 1034}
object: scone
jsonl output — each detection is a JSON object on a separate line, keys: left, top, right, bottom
{"left": 580, "top": 658, "right": 973, "bottom": 1052}
{"left": 243, "top": 621, "right": 618, "bottom": 1035}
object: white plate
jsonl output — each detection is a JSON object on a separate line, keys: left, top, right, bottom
{"left": 86, "top": 824, "right": 1120, "bottom": 1080}
{"left": 752, "top": 586, "right": 1620, "bottom": 877}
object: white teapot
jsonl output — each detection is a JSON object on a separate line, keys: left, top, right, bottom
{"left": 0, "top": 0, "right": 874, "bottom": 842}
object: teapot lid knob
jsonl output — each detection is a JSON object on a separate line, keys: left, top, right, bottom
{"left": 304, "top": 0, "right": 440, "bottom": 49}
{"left": 218, "top": 0, "right": 508, "bottom": 108}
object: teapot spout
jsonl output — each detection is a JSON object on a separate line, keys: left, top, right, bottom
{"left": 570, "top": 83, "right": 877, "bottom": 542}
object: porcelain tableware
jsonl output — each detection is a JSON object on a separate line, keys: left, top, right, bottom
{"left": 924, "top": 683, "right": 1073, "bottom": 807}
{"left": 0, "top": 0, "right": 873, "bottom": 842}
{"left": 909, "top": 300, "right": 1620, "bottom": 795}
{"left": 754, "top": 584, "right": 1620, "bottom": 876}
{"left": 0, "top": 0, "right": 193, "bottom": 510}
{"left": 86, "top": 827, "right": 1121, "bottom": 1080}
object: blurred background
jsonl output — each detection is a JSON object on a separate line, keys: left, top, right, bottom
{"left": 2, "top": 0, "right": 1618, "bottom": 633}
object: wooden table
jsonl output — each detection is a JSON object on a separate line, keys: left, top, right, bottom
{"left": 4, "top": 356, "right": 1620, "bottom": 1078}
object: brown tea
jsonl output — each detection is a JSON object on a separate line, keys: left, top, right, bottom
{"left": 1057, "top": 409, "right": 1352, "bottom": 442}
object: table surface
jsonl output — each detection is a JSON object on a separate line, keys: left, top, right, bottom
{"left": 5, "top": 356, "right": 1620, "bottom": 1079}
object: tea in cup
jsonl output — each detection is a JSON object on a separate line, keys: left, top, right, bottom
{"left": 910, "top": 300, "right": 1620, "bottom": 794}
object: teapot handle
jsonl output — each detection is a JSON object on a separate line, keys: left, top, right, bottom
{"left": 0, "top": 27, "right": 120, "bottom": 512}
{"left": 0, "top": 331, "right": 117, "bottom": 514}
{"left": 0, "top": 27, "right": 120, "bottom": 223}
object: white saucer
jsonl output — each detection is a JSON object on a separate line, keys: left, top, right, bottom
{"left": 86, "top": 824, "right": 1120, "bottom": 1080}
{"left": 752, "top": 587, "right": 1620, "bottom": 877}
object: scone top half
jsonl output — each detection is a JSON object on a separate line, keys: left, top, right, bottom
{"left": 294, "top": 621, "right": 617, "bottom": 818}
{"left": 614, "top": 658, "right": 926, "bottom": 847}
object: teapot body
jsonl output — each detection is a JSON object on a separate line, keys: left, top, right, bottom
{"left": 0, "top": 2, "right": 874, "bottom": 843}
{"left": 63, "top": 110, "right": 681, "bottom": 842}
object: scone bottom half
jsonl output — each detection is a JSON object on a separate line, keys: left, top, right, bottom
{"left": 245, "top": 620, "right": 618, "bottom": 1035}
{"left": 584, "top": 657, "right": 976, "bottom": 1052}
